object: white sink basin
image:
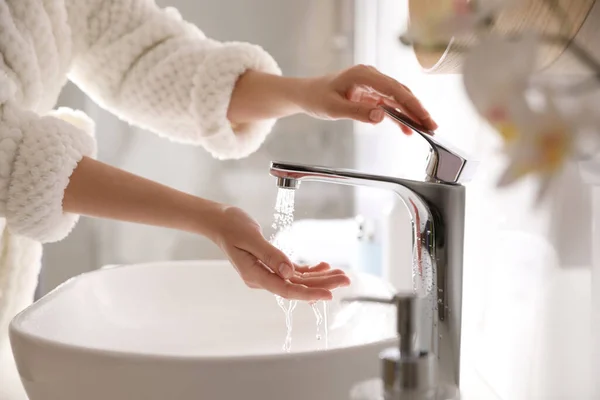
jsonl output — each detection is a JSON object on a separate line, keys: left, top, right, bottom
{"left": 10, "top": 260, "right": 397, "bottom": 400}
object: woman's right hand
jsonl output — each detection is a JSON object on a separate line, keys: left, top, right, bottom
{"left": 207, "top": 206, "right": 351, "bottom": 301}
{"left": 63, "top": 157, "right": 348, "bottom": 301}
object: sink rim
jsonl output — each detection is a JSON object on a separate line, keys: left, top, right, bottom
{"left": 10, "top": 260, "right": 397, "bottom": 364}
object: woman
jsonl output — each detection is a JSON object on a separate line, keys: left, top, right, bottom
{"left": 0, "top": 0, "right": 437, "bottom": 396}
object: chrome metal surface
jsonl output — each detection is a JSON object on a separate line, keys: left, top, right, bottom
{"left": 276, "top": 177, "right": 300, "bottom": 189}
{"left": 380, "top": 348, "right": 437, "bottom": 394}
{"left": 379, "top": 104, "right": 478, "bottom": 185}
{"left": 344, "top": 294, "right": 438, "bottom": 396}
{"left": 344, "top": 294, "right": 421, "bottom": 358}
{"left": 269, "top": 161, "right": 466, "bottom": 387}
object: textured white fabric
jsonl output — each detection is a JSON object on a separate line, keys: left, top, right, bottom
{"left": 0, "top": 0, "right": 281, "bottom": 244}
{"left": 1, "top": 105, "right": 97, "bottom": 243}
{"left": 67, "top": 0, "right": 281, "bottom": 159}
{"left": 0, "top": 1, "right": 281, "bottom": 397}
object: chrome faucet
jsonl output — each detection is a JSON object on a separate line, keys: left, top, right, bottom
{"left": 269, "top": 105, "right": 478, "bottom": 388}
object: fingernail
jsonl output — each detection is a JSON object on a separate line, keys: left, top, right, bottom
{"left": 427, "top": 117, "right": 439, "bottom": 130}
{"left": 369, "top": 109, "right": 384, "bottom": 122}
{"left": 278, "top": 263, "right": 293, "bottom": 279}
{"left": 348, "top": 86, "right": 363, "bottom": 102}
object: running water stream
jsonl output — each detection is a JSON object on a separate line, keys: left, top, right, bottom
{"left": 270, "top": 188, "right": 328, "bottom": 352}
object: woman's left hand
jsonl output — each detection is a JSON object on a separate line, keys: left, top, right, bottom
{"left": 299, "top": 64, "right": 438, "bottom": 134}
{"left": 228, "top": 65, "right": 437, "bottom": 134}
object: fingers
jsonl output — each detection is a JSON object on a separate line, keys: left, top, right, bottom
{"left": 344, "top": 84, "right": 420, "bottom": 134}
{"left": 292, "top": 262, "right": 352, "bottom": 289}
{"left": 295, "top": 268, "right": 347, "bottom": 279}
{"left": 229, "top": 248, "right": 333, "bottom": 301}
{"left": 294, "top": 263, "right": 348, "bottom": 278}
{"left": 336, "top": 84, "right": 386, "bottom": 124}
{"left": 245, "top": 235, "right": 295, "bottom": 279}
{"left": 381, "top": 98, "right": 420, "bottom": 135}
{"left": 289, "top": 273, "right": 351, "bottom": 290}
{"left": 381, "top": 97, "right": 422, "bottom": 124}
{"left": 333, "top": 98, "right": 386, "bottom": 124}
{"left": 395, "top": 121, "right": 413, "bottom": 135}
{"left": 346, "top": 85, "right": 381, "bottom": 105}
{"left": 294, "top": 262, "right": 332, "bottom": 274}
{"left": 257, "top": 269, "right": 333, "bottom": 301}
{"left": 350, "top": 66, "right": 438, "bottom": 130}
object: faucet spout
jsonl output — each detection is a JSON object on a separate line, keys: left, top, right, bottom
{"left": 275, "top": 176, "right": 300, "bottom": 190}
{"left": 271, "top": 162, "right": 437, "bottom": 298}
{"left": 269, "top": 161, "right": 466, "bottom": 387}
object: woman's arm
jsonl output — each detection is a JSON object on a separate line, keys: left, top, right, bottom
{"left": 227, "top": 67, "right": 438, "bottom": 130}
{"left": 226, "top": 71, "right": 305, "bottom": 124}
{"left": 0, "top": 99, "right": 345, "bottom": 300}
{"left": 67, "top": 0, "right": 437, "bottom": 162}
{"left": 67, "top": 0, "right": 282, "bottom": 161}
{"left": 0, "top": 105, "right": 96, "bottom": 243}
{"left": 62, "top": 157, "right": 222, "bottom": 241}
{"left": 63, "top": 157, "right": 347, "bottom": 300}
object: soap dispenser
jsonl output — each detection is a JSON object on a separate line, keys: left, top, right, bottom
{"left": 348, "top": 294, "right": 460, "bottom": 400}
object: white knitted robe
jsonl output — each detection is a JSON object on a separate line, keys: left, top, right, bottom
{"left": 0, "top": 0, "right": 281, "bottom": 397}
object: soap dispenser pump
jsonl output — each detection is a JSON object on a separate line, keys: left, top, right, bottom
{"left": 348, "top": 294, "right": 460, "bottom": 400}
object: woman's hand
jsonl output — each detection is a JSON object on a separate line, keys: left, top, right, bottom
{"left": 228, "top": 65, "right": 437, "bottom": 134}
{"left": 64, "top": 158, "right": 349, "bottom": 301}
{"left": 207, "top": 206, "right": 351, "bottom": 301}
{"left": 299, "top": 65, "right": 438, "bottom": 134}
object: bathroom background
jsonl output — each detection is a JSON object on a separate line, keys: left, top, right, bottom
{"left": 40, "top": 0, "right": 597, "bottom": 398}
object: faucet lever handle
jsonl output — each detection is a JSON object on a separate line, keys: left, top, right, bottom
{"left": 379, "top": 104, "right": 478, "bottom": 185}
{"left": 343, "top": 293, "right": 421, "bottom": 356}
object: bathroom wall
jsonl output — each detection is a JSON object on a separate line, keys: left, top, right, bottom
{"left": 355, "top": 0, "right": 595, "bottom": 398}
{"left": 39, "top": 0, "right": 357, "bottom": 294}
{"left": 580, "top": 161, "right": 600, "bottom": 399}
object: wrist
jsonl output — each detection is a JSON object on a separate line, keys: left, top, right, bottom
{"left": 254, "top": 72, "right": 307, "bottom": 117}
{"left": 288, "top": 76, "right": 324, "bottom": 118}
{"left": 228, "top": 70, "right": 308, "bottom": 124}
{"left": 187, "top": 198, "right": 228, "bottom": 243}
{"left": 281, "top": 75, "right": 313, "bottom": 116}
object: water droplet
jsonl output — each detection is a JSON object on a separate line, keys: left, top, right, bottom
{"left": 271, "top": 189, "right": 298, "bottom": 353}
{"left": 271, "top": 189, "right": 329, "bottom": 352}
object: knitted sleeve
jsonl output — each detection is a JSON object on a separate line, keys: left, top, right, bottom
{"left": 0, "top": 101, "right": 96, "bottom": 243}
{"left": 67, "top": 0, "right": 282, "bottom": 160}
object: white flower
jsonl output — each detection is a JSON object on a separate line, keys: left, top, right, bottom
{"left": 463, "top": 33, "right": 539, "bottom": 143}
{"left": 463, "top": 33, "right": 580, "bottom": 201}
{"left": 497, "top": 96, "right": 574, "bottom": 201}
{"left": 401, "top": 0, "right": 600, "bottom": 203}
